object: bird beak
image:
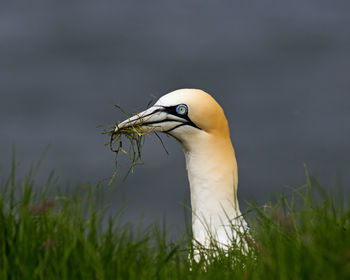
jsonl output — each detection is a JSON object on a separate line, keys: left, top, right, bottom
{"left": 115, "top": 105, "right": 200, "bottom": 135}
{"left": 114, "top": 105, "right": 169, "bottom": 133}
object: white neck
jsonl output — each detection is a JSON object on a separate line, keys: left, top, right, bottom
{"left": 180, "top": 132, "right": 246, "bottom": 248}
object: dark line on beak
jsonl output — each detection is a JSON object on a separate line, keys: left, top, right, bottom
{"left": 162, "top": 106, "right": 201, "bottom": 130}
{"left": 121, "top": 108, "right": 163, "bottom": 127}
{"left": 123, "top": 105, "right": 201, "bottom": 131}
{"left": 143, "top": 119, "right": 184, "bottom": 126}
{"left": 165, "top": 123, "right": 187, "bottom": 133}
{"left": 142, "top": 108, "right": 163, "bottom": 119}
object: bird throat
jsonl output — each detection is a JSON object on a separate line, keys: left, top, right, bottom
{"left": 182, "top": 132, "right": 243, "bottom": 247}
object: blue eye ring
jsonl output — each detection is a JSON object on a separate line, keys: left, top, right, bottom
{"left": 176, "top": 104, "right": 188, "bottom": 115}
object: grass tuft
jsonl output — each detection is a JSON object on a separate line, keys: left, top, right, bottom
{"left": 104, "top": 104, "right": 169, "bottom": 184}
{"left": 103, "top": 105, "right": 159, "bottom": 184}
{"left": 0, "top": 158, "right": 349, "bottom": 279}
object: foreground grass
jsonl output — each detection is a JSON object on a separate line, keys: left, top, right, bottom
{"left": 0, "top": 161, "right": 349, "bottom": 279}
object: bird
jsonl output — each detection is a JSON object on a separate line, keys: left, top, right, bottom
{"left": 114, "top": 88, "right": 249, "bottom": 258}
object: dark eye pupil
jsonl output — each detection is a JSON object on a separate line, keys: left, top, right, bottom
{"left": 176, "top": 104, "right": 187, "bottom": 115}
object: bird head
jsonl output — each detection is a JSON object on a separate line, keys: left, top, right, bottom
{"left": 115, "top": 89, "right": 230, "bottom": 146}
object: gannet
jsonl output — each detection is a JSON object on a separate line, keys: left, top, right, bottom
{"left": 114, "top": 89, "right": 249, "bottom": 256}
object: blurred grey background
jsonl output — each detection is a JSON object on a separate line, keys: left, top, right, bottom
{"left": 1, "top": 1, "right": 349, "bottom": 229}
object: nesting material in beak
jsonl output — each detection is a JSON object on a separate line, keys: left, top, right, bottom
{"left": 106, "top": 105, "right": 167, "bottom": 184}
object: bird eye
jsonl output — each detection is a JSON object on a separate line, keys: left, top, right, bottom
{"left": 175, "top": 104, "right": 188, "bottom": 115}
